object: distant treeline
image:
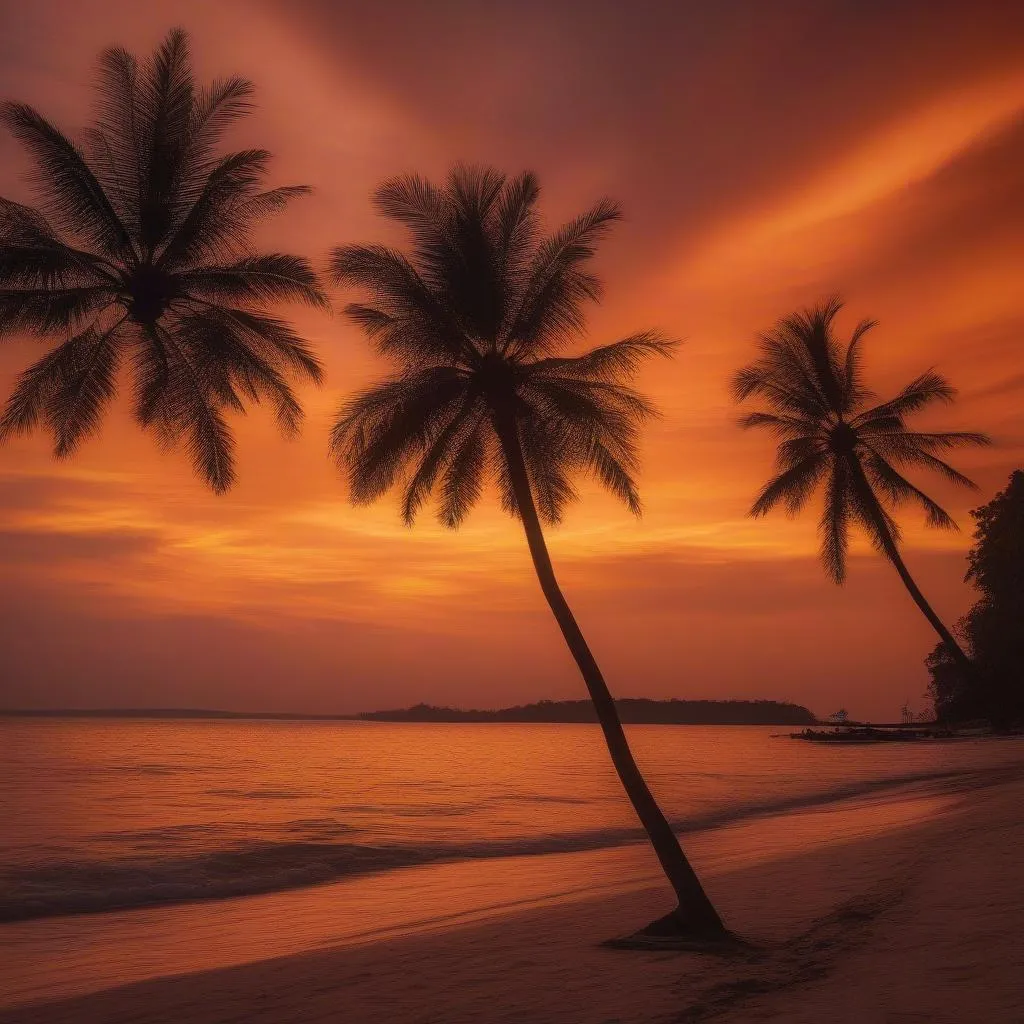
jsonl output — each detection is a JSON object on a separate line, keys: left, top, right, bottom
{"left": 3, "top": 699, "right": 817, "bottom": 725}
{"left": 0, "top": 708, "right": 350, "bottom": 721}
{"left": 357, "top": 699, "right": 816, "bottom": 725}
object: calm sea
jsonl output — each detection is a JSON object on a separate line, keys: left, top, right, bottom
{"left": 3, "top": 717, "right": 1023, "bottom": 924}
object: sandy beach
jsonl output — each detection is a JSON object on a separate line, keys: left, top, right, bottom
{"left": 2, "top": 763, "right": 1022, "bottom": 1024}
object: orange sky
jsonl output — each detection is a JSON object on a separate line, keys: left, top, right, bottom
{"left": 1, "top": 0, "right": 1022, "bottom": 719}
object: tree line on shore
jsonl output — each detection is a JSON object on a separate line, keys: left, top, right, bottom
{"left": 927, "top": 471, "right": 1023, "bottom": 728}
{"left": 1, "top": 29, "right": 1016, "bottom": 947}
{"left": 358, "top": 699, "right": 817, "bottom": 725}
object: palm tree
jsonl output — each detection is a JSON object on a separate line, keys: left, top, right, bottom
{"left": 732, "top": 298, "right": 990, "bottom": 676}
{"left": 0, "top": 29, "right": 326, "bottom": 491}
{"left": 328, "top": 166, "right": 729, "bottom": 945}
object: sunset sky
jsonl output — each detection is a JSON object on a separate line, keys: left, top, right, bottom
{"left": 1, "top": 0, "right": 1021, "bottom": 720}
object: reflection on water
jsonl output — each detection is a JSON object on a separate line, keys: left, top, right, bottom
{"left": 2, "top": 719, "right": 1022, "bottom": 1008}
{"left": 3, "top": 719, "right": 1023, "bottom": 922}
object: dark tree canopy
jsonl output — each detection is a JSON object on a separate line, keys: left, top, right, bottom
{"left": 329, "top": 164, "right": 674, "bottom": 527}
{"left": 0, "top": 28, "right": 326, "bottom": 491}
{"left": 732, "top": 297, "right": 989, "bottom": 582}
{"left": 928, "top": 470, "right": 1024, "bottom": 725}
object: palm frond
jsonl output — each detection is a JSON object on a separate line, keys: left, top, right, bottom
{"left": 738, "top": 411, "right": 820, "bottom": 438}
{"left": 840, "top": 317, "right": 877, "bottom": 412}
{"left": 48, "top": 321, "right": 126, "bottom": 456}
{"left": 179, "top": 253, "right": 327, "bottom": 309}
{"left": 332, "top": 245, "right": 466, "bottom": 363}
{"left": 330, "top": 368, "right": 468, "bottom": 504}
{"left": 0, "top": 285, "right": 115, "bottom": 336}
{"left": 863, "top": 452, "right": 958, "bottom": 530}
{"left": 238, "top": 185, "right": 312, "bottom": 220}
{"left": 135, "top": 29, "right": 196, "bottom": 252}
{"left": 131, "top": 323, "right": 171, "bottom": 427}
{"left": 0, "top": 334, "right": 83, "bottom": 441}
{"left": 853, "top": 371, "right": 956, "bottom": 426}
{"left": 891, "top": 448, "right": 979, "bottom": 490}
{"left": 511, "top": 413, "right": 579, "bottom": 524}
{"left": 374, "top": 173, "right": 448, "bottom": 233}
{"left": 90, "top": 44, "right": 142, "bottom": 212}
{"left": 774, "top": 435, "right": 826, "bottom": 471}
{"left": 505, "top": 197, "right": 620, "bottom": 356}
{"left": 401, "top": 398, "right": 482, "bottom": 525}
{"left": 156, "top": 148, "right": 271, "bottom": 268}
{"left": 819, "top": 460, "right": 851, "bottom": 584}
{"left": 520, "top": 377, "right": 646, "bottom": 515}
{"left": 0, "top": 241, "right": 114, "bottom": 291}
{"left": 585, "top": 436, "right": 643, "bottom": 516}
{"left": 173, "top": 310, "right": 306, "bottom": 435}
{"left": 847, "top": 462, "right": 902, "bottom": 558}
{"left": 142, "top": 322, "right": 237, "bottom": 492}
{"left": 730, "top": 363, "right": 825, "bottom": 419}
{"left": 448, "top": 163, "right": 506, "bottom": 223}
{"left": 862, "top": 428, "right": 991, "bottom": 451}
{"left": 1, "top": 102, "right": 133, "bottom": 256}
{"left": 0, "top": 199, "right": 116, "bottom": 288}
{"left": 0, "top": 196, "right": 60, "bottom": 244}
{"left": 437, "top": 417, "right": 489, "bottom": 528}
{"left": 0, "top": 320, "right": 125, "bottom": 453}
{"left": 750, "top": 453, "right": 828, "bottom": 518}
{"left": 177, "top": 301, "right": 323, "bottom": 385}
{"left": 783, "top": 297, "right": 848, "bottom": 403}
{"left": 526, "top": 374, "right": 652, "bottom": 444}
{"left": 494, "top": 170, "right": 539, "bottom": 275}
{"left": 531, "top": 332, "right": 676, "bottom": 382}
{"left": 189, "top": 75, "right": 255, "bottom": 164}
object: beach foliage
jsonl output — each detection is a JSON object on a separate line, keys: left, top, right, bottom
{"left": 928, "top": 470, "right": 1024, "bottom": 726}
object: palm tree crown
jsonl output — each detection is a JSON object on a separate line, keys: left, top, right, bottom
{"left": 329, "top": 165, "right": 672, "bottom": 523}
{"left": 732, "top": 298, "right": 990, "bottom": 582}
{"left": 0, "top": 28, "right": 326, "bottom": 491}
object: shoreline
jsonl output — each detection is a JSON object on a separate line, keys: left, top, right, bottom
{"left": 3, "top": 766, "right": 1022, "bottom": 1022}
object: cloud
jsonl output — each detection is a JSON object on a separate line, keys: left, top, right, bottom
{"left": 0, "top": 528, "right": 158, "bottom": 564}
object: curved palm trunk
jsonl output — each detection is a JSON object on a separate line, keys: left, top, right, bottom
{"left": 852, "top": 464, "right": 973, "bottom": 676}
{"left": 880, "top": 536, "right": 974, "bottom": 673}
{"left": 494, "top": 412, "right": 727, "bottom": 940}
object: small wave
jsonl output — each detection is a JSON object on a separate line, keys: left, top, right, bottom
{"left": 206, "top": 788, "right": 307, "bottom": 800}
{"left": 1, "top": 764, "right": 1008, "bottom": 925}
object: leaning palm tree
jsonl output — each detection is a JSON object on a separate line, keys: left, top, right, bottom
{"left": 329, "top": 166, "right": 729, "bottom": 945}
{"left": 732, "top": 298, "right": 990, "bottom": 676}
{"left": 0, "top": 29, "right": 326, "bottom": 491}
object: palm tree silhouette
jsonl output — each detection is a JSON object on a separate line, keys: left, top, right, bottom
{"left": 329, "top": 166, "right": 728, "bottom": 944}
{"left": 733, "top": 298, "right": 990, "bottom": 676}
{"left": 0, "top": 29, "right": 326, "bottom": 491}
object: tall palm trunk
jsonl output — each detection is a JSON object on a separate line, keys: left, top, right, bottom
{"left": 852, "top": 462, "right": 973, "bottom": 676}
{"left": 494, "top": 410, "right": 727, "bottom": 938}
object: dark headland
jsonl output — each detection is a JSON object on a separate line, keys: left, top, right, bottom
{"left": 358, "top": 699, "right": 815, "bottom": 724}
{"left": 2, "top": 699, "right": 816, "bottom": 725}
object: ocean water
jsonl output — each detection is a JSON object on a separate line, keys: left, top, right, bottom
{"left": 3, "top": 717, "right": 1023, "bottom": 925}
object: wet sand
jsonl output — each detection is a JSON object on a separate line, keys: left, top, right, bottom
{"left": 2, "top": 769, "right": 1022, "bottom": 1023}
